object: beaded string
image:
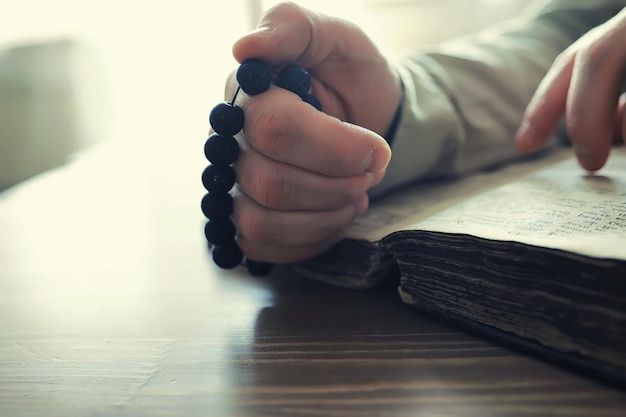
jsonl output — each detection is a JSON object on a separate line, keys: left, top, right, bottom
{"left": 202, "top": 59, "right": 321, "bottom": 276}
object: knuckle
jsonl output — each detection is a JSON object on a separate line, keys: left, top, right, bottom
{"left": 252, "top": 108, "right": 302, "bottom": 157}
{"left": 252, "top": 167, "right": 295, "bottom": 209}
{"left": 253, "top": 111, "right": 283, "bottom": 152}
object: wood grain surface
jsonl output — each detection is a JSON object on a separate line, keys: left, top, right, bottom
{"left": 1, "top": 141, "right": 625, "bottom": 417}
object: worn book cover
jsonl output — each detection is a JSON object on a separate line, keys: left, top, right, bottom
{"left": 287, "top": 147, "right": 626, "bottom": 385}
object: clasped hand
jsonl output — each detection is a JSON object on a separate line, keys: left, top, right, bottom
{"left": 216, "top": 2, "right": 399, "bottom": 263}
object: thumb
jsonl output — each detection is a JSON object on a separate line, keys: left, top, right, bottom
{"left": 232, "top": 2, "right": 373, "bottom": 69}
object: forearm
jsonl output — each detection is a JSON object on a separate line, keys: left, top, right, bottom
{"left": 372, "top": 0, "right": 625, "bottom": 197}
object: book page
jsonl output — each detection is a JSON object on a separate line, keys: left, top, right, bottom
{"left": 348, "top": 149, "right": 572, "bottom": 241}
{"left": 409, "top": 148, "right": 626, "bottom": 260}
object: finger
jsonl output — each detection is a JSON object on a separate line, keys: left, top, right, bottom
{"left": 612, "top": 93, "right": 625, "bottom": 144}
{"left": 236, "top": 145, "right": 374, "bottom": 210}
{"left": 238, "top": 232, "right": 345, "bottom": 264}
{"left": 233, "top": 2, "right": 364, "bottom": 69}
{"left": 232, "top": 2, "right": 402, "bottom": 137}
{"left": 236, "top": 193, "right": 369, "bottom": 264}
{"left": 515, "top": 49, "right": 575, "bottom": 153}
{"left": 233, "top": 192, "right": 368, "bottom": 247}
{"left": 233, "top": 2, "right": 310, "bottom": 68}
{"left": 566, "top": 34, "right": 625, "bottom": 171}
{"left": 242, "top": 86, "right": 391, "bottom": 176}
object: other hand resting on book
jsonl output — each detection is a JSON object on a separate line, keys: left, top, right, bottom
{"left": 515, "top": 6, "right": 626, "bottom": 171}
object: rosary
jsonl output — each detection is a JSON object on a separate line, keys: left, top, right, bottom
{"left": 202, "top": 59, "right": 321, "bottom": 276}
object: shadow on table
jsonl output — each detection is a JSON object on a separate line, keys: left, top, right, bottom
{"left": 221, "top": 267, "right": 626, "bottom": 417}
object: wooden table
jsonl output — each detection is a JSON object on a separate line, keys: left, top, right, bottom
{"left": 1, "top": 141, "right": 625, "bottom": 417}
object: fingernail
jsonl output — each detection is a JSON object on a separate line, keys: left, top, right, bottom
{"left": 249, "top": 26, "right": 273, "bottom": 37}
{"left": 360, "top": 150, "right": 372, "bottom": 173}
{"left": 361, "top": 146, "right": 391, "bottom": 173}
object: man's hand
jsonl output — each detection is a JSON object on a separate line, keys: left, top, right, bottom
{"left": 220, "top": 2, "right": 401, "bottom": 263}
{"left": 515, "top": 7, "right": 626, "bottom": 171}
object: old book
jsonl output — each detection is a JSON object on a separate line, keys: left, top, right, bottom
{"left": 287, "top": 147, "right": 626, "bottom": 385}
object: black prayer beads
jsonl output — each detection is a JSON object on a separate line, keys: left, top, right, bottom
{"left": 236, "top": 59, "right": 272, "bottom": 95}
{"left": 209, "top": 103, "right": 244, "bottom": 137}
{"left": 276, "top": 64, "right": 311, "bottom": 98}
{"left": 202, "top": 59, "right": 320, "bottom": 276}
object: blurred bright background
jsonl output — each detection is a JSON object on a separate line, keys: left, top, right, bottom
{"left": 0, "top": 0, "right": 531, "bottom": 190}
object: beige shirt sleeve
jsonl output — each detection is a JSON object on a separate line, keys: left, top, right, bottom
{"left": 371, "top": 0, "right": 626, "bottom": 197}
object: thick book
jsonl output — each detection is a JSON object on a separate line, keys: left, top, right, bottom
{"left": 287, "top": 147, "right": 626, "bottom": 385}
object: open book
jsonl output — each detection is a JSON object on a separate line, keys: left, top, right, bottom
{"left": 287, "top": 147, "right": 626, "bottom": 385}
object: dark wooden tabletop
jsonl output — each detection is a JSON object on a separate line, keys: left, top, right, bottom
{"left": 1, "top": 141, "right": 625, "bottom": 417}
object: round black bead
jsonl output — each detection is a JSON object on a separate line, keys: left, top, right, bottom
{"left": 201, "top": 165, "right": 236, "bottom": 194}
{"left": 204, "top": 218, "right": 237, "bottom": 246}
{"left": 213, "top": 242, "right": 243, "bottom": 269}
{"left": 237, "top": 59, "right": 272, "bottom": 96}
{"left": 276, "top": 64, "right": 311, "bottom": 99}
{"left": 209, "top": 102, "right": 244, "bottom": 136}
{"left": 246, "top": 259, "right": 274, "bottom": 276}
{"left": 303, "top": 94, "right": 322, "bottom": 111}
{"left": 201, "top": 192, "right": 234, "bottom": 219}
{"left": 204, "top": 133, "right": 240, "bottom": 166}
